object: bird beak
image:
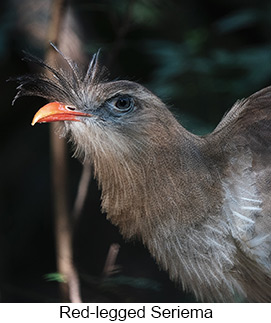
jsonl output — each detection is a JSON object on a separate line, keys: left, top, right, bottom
{"left": 31, "top": 102, "right": 92, "bottom": 126}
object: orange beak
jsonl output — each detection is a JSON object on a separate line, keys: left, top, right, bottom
{"left": 31, "top": 102, "right": 92, "bottom": 126}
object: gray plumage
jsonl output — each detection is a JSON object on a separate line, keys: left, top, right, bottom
{"left": 14, "top": 48, "right": 271, "bottom": 302}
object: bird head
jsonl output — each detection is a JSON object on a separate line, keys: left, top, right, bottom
{"left": 14, "top": 46, "right": 180, "bottom": 164}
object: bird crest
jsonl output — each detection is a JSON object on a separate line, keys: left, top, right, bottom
{"left": 12, "top": 43, "right": 106, "bottom": 108}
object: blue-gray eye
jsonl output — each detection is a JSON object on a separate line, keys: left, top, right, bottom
{"left": 112, "top": 96, "right": 134, "bottom": 112}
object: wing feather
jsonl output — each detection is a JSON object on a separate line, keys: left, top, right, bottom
{"left": 210, "top": 86, "right": 271, "bottom": 274}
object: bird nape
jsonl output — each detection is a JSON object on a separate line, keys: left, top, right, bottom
{"left": 13, "top": 47, "right": 271, "bottom": 302}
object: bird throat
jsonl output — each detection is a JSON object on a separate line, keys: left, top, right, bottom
{"left": 87, "top": 126, "right": 221, "bottom": 240}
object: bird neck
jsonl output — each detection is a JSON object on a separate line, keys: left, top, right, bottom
{"left": 92, "top": 120, "right": 222, "bottom": 241}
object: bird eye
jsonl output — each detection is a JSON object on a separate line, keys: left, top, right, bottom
{"left": 112, "top": 96, "right": 134, "bottom": 113}
{"left": 66, "top": 106, "right": 76, "bottom": 111}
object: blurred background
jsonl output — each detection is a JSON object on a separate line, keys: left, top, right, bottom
{"left": 0, "top": 0, "right": 271, "bottom": 302}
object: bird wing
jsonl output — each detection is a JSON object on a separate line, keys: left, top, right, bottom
{"left": 209, "top": 86, "right": 271, "bottom": 273}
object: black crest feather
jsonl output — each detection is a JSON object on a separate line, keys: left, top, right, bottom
{"left": 12, "top": 44, "right": 104, "bottom": 108}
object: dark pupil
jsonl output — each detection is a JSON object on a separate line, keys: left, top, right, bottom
{"left": 116, "top": 97, "right": 130, "bottom": 110}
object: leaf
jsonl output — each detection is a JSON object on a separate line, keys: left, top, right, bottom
{"left": 44, "top": 272, "right": 66, "bottom": 283}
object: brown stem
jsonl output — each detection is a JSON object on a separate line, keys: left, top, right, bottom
{"left": 46, "top": 0, "right": 82, "bottom": 302}
{"left": 72, "top": 162, "right": 92, "bottom": 221}
{"left": 102, "top": 243, "right": 121, "bottom": 278}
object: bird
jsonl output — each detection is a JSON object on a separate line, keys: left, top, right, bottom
{"left": 13, "top": 46, "right": 271, "bottom": 302}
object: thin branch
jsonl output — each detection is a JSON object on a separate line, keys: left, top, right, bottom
{"left": 72, "top": 162, "right": 92, "bottom": 220}
{"left": 46, "top": 0, "right": 82, "bottom": 303}
{"left": 102, "top": 243, "right": 121, "bottom": 278}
